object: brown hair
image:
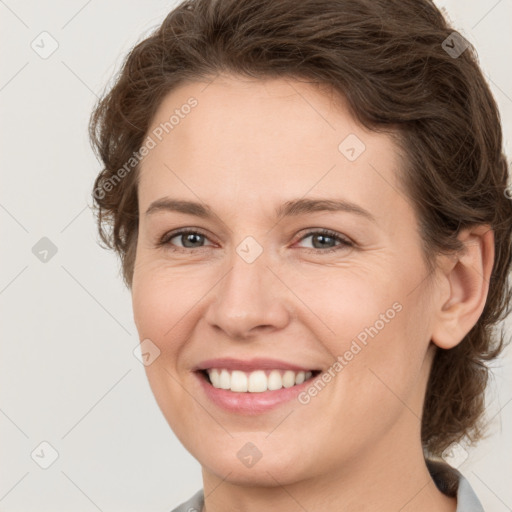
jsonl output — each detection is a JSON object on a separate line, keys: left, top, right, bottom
{"left": 89, "top": 0, "right": 512, "bottom": 456}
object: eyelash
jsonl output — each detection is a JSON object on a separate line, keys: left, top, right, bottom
{"left": 157, "top": 228, "right": 353, "bottom": 254}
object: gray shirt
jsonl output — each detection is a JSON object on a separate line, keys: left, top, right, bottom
{"left": 170, "top": 460, "right": 484, "bottom": 511}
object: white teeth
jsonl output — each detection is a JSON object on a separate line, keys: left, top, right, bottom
{"left": 209, "top": 369, "right": 220, "bottom": 388}
{"left": 219, "top": 369, "right": 231, "bottom": 389}
{"left": 205, "top": 368, "right": 315, "bottom": 393}
{"left": 230, "top": 370, "right": 248, "bottom": 392}
{"left": 248, "top": 370, "right": 267, "bottom": 392}
{"left": 282, "top": 370, "right": 296, "bottom": 388}
{"left": 267, "top": 370, "right": 283, "bottom": 390}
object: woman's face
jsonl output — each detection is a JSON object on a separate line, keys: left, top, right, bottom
{"left": 132, "top": 75, "right": 439, "bottom": 486}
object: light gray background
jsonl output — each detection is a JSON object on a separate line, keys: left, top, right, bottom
{"left": 1, "top": 1, "right": 511, "bottom": 511}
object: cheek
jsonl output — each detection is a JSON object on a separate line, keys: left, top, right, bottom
{"left": 131, "top": 267, "right": 199, "bottom": 425}
{"left": 131, "top": 261, "right": 207, "bottom": 341}
{"left": 304, "top": 269, "right": 428, "bottom": 419}
{"left": 294, "top": 265, "right": 403, "bottom": 345}
{"left": 132, "top": 273, "right": 167, "bottom": 341}
{"left": 335, "top": 300, "right": 430, "bottom": 429}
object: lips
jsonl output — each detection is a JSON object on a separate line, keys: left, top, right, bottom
{"left": 194, "top": 357, "right": 320, "bottom": 373}
{"left": 194, "top": 364, "right": 322, "bottom": 414}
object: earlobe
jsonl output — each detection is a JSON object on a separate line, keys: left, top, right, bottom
{"left": 430, "top": 225, "right": 494, "bottom": 350}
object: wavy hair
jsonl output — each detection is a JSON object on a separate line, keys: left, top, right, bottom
{"left": 89, "top": 0, "right": 512, "bottom": 456}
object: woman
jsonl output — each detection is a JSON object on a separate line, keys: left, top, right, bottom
{"left": 89, "top": 0, "right": 512, "bottom": 510}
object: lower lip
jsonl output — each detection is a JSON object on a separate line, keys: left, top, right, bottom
{"left": 195, "top": 371, "right": 315, "bottom": 415}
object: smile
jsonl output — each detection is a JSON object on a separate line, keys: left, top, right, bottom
{"left": 194, "top": 364, "right": 322, "bottom": 414}
{"left": 203, "top": 368, "right": 317, "bottom": 393}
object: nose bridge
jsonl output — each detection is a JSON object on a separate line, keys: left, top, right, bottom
{"left": 206, "top": 239, "right": 290, "bottom": 337}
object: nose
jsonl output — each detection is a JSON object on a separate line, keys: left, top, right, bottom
{"left": 204, "top": 246, "right": 291, "bottom": 340}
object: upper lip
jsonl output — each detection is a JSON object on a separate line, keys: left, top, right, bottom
{"left": 193, "top": 358, "right": 318, "bottom": 372}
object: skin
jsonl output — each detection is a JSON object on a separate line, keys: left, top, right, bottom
{"left": 131, "top": 74, "right": 494, "bottom": 512}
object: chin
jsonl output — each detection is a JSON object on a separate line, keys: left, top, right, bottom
{"left": 200, "top": 454, "right": 306, "bottom": 487}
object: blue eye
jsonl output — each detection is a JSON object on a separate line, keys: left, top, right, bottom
{"left": 160, "top": 229, "right": 213, "bottom": 249}
{"left": 296, "top": 229, "right": 353, "bottom": 253}
{"left": 157, "top": 228, "right": 353, "bottom": 254}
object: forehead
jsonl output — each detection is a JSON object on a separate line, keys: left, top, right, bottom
{"left": 138, "top": 75, "right": 409, "bottom": 228}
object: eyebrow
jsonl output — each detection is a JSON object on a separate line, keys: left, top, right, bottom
{"left": 145, "top": 197, "right": 376, "bottom": 222}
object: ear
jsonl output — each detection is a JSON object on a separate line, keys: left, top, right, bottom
{"left": 430, "top": 224, "right": 495, "bottom": 350}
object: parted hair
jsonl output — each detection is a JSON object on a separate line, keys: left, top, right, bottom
{"left": 89, "top": 0, "right": 512, "bottom": 456}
